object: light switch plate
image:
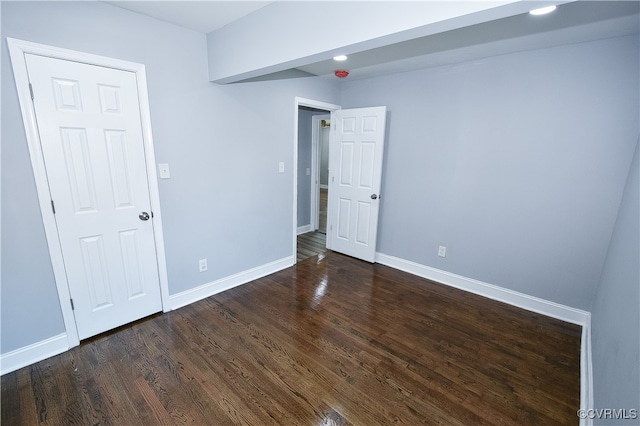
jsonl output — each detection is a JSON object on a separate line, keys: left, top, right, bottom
{"left": 278, "top": 162, "right": 285, "bottom": 173}
{"left": 158, "top": 163, "right": 171, "bottom": 179}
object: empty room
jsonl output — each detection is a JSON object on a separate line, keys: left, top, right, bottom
{"left": 1, "top": 1, "right": 638, "bottom": 425}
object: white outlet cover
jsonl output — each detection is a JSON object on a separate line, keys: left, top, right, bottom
{"left": 438, "top": 246, "right": 447, "bottom": 257}
{"left": 158, "top": 163, "right": 171, "bottom": 179}
{"left": 199, "top": 258, "right": 207, "bottom": 272}
{"left": 278, "top": 162, "right": 285, "bottom": 173}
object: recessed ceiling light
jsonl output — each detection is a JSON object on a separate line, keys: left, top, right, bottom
{"left": 333, "top": 55, "right": 348, "bottom": 61}
{"left": 529, "top": 5, "right": 557, "bottom": 15}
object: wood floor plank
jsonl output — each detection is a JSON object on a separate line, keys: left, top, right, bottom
{"left": 297, "top": 231, "right": 327, "bottom": 262}
{"left": 1, "top": 368, "right": 40, "bottom": 426}
{"left": 161, "top": 306, "right": 315, "bottom": 425}
{"left": 1, "top": 252, "right": 581, "bottom": 425}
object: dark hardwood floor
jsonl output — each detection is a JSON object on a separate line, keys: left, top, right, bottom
{"left": 297, "top": 231, "right": 327, "bottom": 263}
{"left": 1, "top": 252, "right": 582, "bottom": 425}
{"left": 297, "top": 188, "right": 329, "bottom": 262}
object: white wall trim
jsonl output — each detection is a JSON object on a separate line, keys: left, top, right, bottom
{"left": 0, "top": 333, "right": 69, "bottom": 376}
{"left": 6, "top": 38, "right": 171, "bottom": 346}
{"left": 375, "top": 253, "right": 591, "bottom": 326}
{"left": 580, "top": 314, "right": 594, "bottom": 426}
{"left": 375, "top": 252, "right": 593, "bottom": 418}
{"left": 168, "top": 256, "right": 294, "bottom": 311}
{"left": 2, "top": 256, "right": 293, "bottom": 374}
{"left": 297, "top": 224, "right": 313, "bottom": 235}
{"left": 2, "top": 250, "right": 595, "bottom": 420}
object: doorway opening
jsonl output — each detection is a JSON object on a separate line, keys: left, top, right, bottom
{"left": 294, "top": 98, "right": 340, "bottom": 263}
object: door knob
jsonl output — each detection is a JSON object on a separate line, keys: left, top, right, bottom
{"left": 371, "top": 194, "right": 378, "bottom": 200}
{"left": 139, "top": 212, "right": 150, "bottom": 221}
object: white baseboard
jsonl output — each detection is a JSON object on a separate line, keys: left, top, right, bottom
{"left": 1, "top": 333, "right": 69, "bottom": 375}
{"left": 2, "top": 257, "right": 294, "bottom": 374}
{"left": 375, "top": 253, "right": 590, "bottom": 326}
{"left": 580, "top": 315, "right": 594, "bottom": 426}
{"left": 168, "top": 256, "right": 294, "bottom": 310}
{"left": 375, "top": 253, "right": 593, "bottom": 420}
{"left": 2, "top": 251, "right": 595, "bottom": 421}
{"left": 297, "top": 224, "right": 313, "bottom": 235}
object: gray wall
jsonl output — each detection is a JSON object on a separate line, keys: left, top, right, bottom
{"left": 1, "top": 1, "right": 340, "bottom": 353}
{"left": 590, "top": 138, "right": 639, "bottom": 425}
{"left": 341, "top": 36, "right": 639, "bottom": 310}
{"left": 297, "top": 109, "right": 314, "bottom": 228}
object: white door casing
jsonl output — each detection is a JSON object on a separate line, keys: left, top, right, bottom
{"left": 327, "top": 107, "right": 387, "bottom": 262}
{"left": 25, "top": 53, "right": 162, "bottom": 340}
{"left": 8, "top": 38, "right": 170, "bottom": 347}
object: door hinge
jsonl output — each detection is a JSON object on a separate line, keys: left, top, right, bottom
{"left": 151, "top": 211, "right": 154, "bottom": 218}
{"left": 29, "top": 83, "right": 34, "bottom": 100}
{"left": 51, "top": 200, "right": 56, "bottom": 214}
{"left": 70, "top": 299, "right": 75, "bottom": 310}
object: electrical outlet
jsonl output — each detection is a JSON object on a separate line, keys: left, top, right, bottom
{"left": 199, "top": 258, "right": 208, "bottom": 272}
{"left": 158, "top": 163, "right": 171, "bottom": 179}
{"left": 438, "top": 245, "right": 447, "bottom": 258}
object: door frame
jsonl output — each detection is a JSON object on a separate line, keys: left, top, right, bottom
{"left": 7, "top": 38, "right": 171, "bottom": 348}
{"left": 293, "top": 97, "right": 340, "bottom": 262}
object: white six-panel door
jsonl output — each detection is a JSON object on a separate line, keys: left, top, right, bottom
{"left": 327, "top": 106, "right": 387, "bottom": 262}
{"left": 26, "top": 53, "right": 162, "bottom": 340}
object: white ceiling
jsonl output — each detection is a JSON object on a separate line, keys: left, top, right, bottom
{"left": 105, "top": 1, "right": 639, "bottom": 82}
{"left": 106, "top": 1, "right": 271, "bottom": 34}
{"left": 295, "top": 1, "right": 640, "bottom": 81}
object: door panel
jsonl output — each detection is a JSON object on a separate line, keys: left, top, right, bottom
{"left": 356, "top": 201, "right": 371, "bottom": 244}
{"left": 339, "top": 142, "right": 354, "bottom": 185}
{"left": 80, "top": 235, "right": 113, "bottom": 310}
{"left": 26, "top": 53, "right": 162, "bottom": 340}
{"left": 327, "top": 107, "right": 387, "bottom": 262}
{"left": 337, "top": 198, "right": 352, "bottom": 240}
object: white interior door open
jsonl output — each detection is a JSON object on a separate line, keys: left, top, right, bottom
{"left": 25, "top": 53, "right": 162, "bottom": 340}
{"left": 327, "top": 106, "right": 387, "bottom": 262}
